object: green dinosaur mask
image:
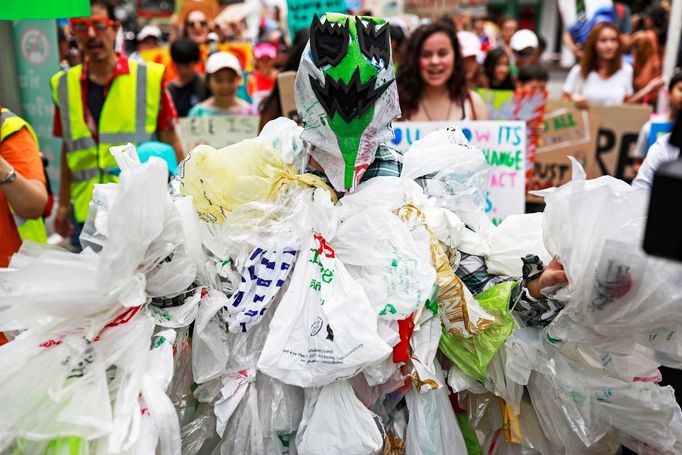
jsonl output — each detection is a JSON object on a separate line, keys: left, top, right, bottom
{"left": 295, "top": 13, "right": 400, "bottom": 192}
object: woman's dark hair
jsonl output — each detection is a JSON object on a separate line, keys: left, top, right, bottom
{"left": 396, "top": 20, "right": 467, "bottom": 119}
{"left": 670, "top": 68, "right": 682, "bottom": 92}
{"left": 258, "top": 29, "right": 310, "bottom": 130}
{"left": 483, "top": 47, "right": 514, "bottom": 90}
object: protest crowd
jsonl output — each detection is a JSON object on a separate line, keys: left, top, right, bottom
{"left": 1, "top": 0, "right": 682, "bottom": 453}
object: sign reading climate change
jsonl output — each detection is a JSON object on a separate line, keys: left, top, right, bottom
{"left": 391, "top": 121, "right": 526, "bottom": 224}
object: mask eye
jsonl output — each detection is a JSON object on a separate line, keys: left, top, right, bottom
{"left": 310, "top": 15, "right": 350, "bottom": 68}
{"left": 356, "top": 17, "right": 390, "bottom": 66}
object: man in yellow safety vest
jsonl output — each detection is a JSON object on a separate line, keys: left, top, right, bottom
{"left": 0, "top": 107, "right": 49, "bottom": 267}
{"left": 51, "top": 0, "right": 184, "bottom": 248}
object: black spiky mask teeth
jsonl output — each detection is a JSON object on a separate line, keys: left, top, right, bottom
{"left": 308, "top": 14, "right": 394, "bottom": 124}
{"left": 295, "top": 13, "right": 400, "bottom": 192}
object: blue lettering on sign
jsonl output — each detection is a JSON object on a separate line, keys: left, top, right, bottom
{"left": 462, "top": 128, "right": 472, "bottom": 142}
{"left": 485, "top": 191, "right": 493, "bottom": 213}
{"left": 392, "top": 128, "right": 401, "bottom": 144}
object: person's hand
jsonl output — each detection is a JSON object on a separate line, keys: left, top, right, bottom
{"left": 572, "top": 95, "right": 590, "bottom": 110}
{"left": 54, "top": 204, "right": 73, "bottom": 239}
{"left": 527, "top": 257, "right": 568, "bottom": 299}
{"left": 645, "top": 76, "right": 665, "bottom": 94}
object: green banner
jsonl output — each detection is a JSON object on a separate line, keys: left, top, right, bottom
{"left": 286, "top": 0, "right": 346, "bottom": 40}
{"left": 12, "top": 20, "right": 62, "bottom": 192}
{"left": 1, "top": 0, "right": 89, "bottom": 20}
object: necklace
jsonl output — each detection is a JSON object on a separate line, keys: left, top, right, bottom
{"left": 420, "top": 98, "right": 453, "bottom": 121}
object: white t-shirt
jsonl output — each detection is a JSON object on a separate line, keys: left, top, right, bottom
{"left": 563, "top": 63, "right": 634, "bottom": 105}
{"left": 632, "top": 133, "right": 680, "bottom": 191}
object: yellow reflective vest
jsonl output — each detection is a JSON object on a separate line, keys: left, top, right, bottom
{"left": 0, "top": 108, "right": 48, "bottom": 244}
{"left": 50, "top": 59, "right": 164, "bottom": 222}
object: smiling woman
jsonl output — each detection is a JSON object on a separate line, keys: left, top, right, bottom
{"left": 396, "top": 20, "right": 488, "bottom": 121}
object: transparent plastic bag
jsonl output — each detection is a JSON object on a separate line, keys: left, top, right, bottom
{"left": 256, "top": 373, "right": 304, "bottom": 454}
{"left": 257, "top": 232, "right": 392, "bottom": 387}
{"left": 402, "top": 128, "right": 492, "bottom": 232}
{"left": 404, "top": 360, "right": 467, "bottom": 455}
{"left": 192, "top": 289, "right": 230, "bottom": 383}
{"left": 296, "top": 380, "right": 383, "bottom": 455}
{"left": 257, "top": 117, "right": 307, "bottom": 172}
{"left": 179, "top": 140, "right": 333, "bottom": 224}
{"left": 439, "top": 281, "right": 517, "bottom": 382}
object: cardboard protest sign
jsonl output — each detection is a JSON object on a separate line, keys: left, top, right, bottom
{"left": 286, "top": 0, "right": 346, "bottom": 40}
{"left": 588, "top": 104, "right": 651, "bottom": 182}
{"left": 527, "top": 106, "right": 599, "bottom": 202}
{"left": 392, "top": 121, "right": 526, "bottom": 224}
{"left": 404, "top": 0, "right": 455, "bottom": 15}
{"left": 477, "top": 89, "right": 547, "bottom": 189}
{"left": 648, "top": 121, "right": 673, "bottom": 149}
{"left": 177, "top": 116, "right": 259, "bottom": 153}
{"left": 277, "top": 71, "right": 298, "bottom": 121}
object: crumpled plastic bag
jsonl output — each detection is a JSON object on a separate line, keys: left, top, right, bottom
{"left": 402, "top": 127, "right": 492, "bottom": 232}
{"left": 333, "top": 208, "right": 436, "bottom": 320}
{"left": 404, "top": 359, "right": 468, "bottom": 455}
{"left": 223, "top": 247, "right": 297, "bottom": 333}
{"left": 485, "top": 213, "right": 550, "bottom": 277}
{"left": 537, "top": 158, "right": 682, "bottom": 355}
{"left": 297, "top": 379, "right": 383, "bottom": 455}
{"left": 257, "top": 117, "right": 307, "bottom": 172}
{"left": 439, "top": 281, "right": 517, "bottom": 382}
{"left": 192, "top": 289, "right": 230, "bottom": 384}
{"left": 179, "top": 140, "right": 334, "bottom": 223}
{"left": 395, "top": 204, "right": 494, "bottom": 338}
{"left": 257, "top": 232, "right": 392, "bottom": 387}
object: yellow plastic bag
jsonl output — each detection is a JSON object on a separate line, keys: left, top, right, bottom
{"left": 179, "top": 140, "right": 335, "bottom": 223}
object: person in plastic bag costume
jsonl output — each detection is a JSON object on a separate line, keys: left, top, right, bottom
{"left": 295, "top": 13, "right": 401, "bottom": 192}
{"left": 293, "top": 12, "right": 566, "bottom": 318}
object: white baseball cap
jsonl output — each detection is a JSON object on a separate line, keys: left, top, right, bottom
{"left": 510, "top": 29, "right": 539, "bottom": 52}
{"left": 205, "top": 51, "right": 243, "bottom": 77}
{"left": 457, "top": 31, "right": 483, "bottom": 60}
{"left": 137, "top": 25, "right": 162, "bottom": 42}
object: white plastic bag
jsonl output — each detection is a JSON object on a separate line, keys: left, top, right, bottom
{"left": 485, "top": 213, "right": 550, "bottom": 277}
{"left": 192, "top": 289, "right": 230, "bottom": 383}
{"left": 333, "top": 208, "right": 436, "bottom": 320}
{"left": 296, "top": 380, "right": 383, "bottom": 455}
{"left": 258, "top": 232, "right": 392, "bottom": 387}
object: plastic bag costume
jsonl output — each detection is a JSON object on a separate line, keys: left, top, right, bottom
{"left": 1, "top": 13, "right": 682, "bottom": 455}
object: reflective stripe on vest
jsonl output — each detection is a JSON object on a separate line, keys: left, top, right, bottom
{"left": 0, "top": 108, "right": 48, "bottom": 244}
{"left": 50, "top": 60, "right": 163, "bottom": 222}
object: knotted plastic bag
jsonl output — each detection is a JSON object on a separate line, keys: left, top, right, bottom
{"left": 439, "top": 281, "right": 517, "bottom": 382}
{"left": 179, "top": 140, "right": 335, "bottom": 223}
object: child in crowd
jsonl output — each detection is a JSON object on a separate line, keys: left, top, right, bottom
{"left": 516, "top": 63, "right": 549, "bottom": 93}
{"left": 168, "top": 38, "right": 208, "bottom": 117}
{"left": 188, "top": 51, "right": 258, "bottom": 117}
{"left": 247, "top": 42, "right": 278, "bottom": 110}
{"left": 633, "top": 69, "right": 682, "bottom": 169}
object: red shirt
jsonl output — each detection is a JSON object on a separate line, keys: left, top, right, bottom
{"left": 53, "top": 53, "right": 178, "bottom": 139}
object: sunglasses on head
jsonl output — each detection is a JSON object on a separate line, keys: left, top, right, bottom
{"left": 70, "top": 17, "right": 114, "bottom": 36}
{"left": 187, "top": 20, "right": 208, "bottom": 29}
{"left": 514, "top": 48, "right": 536, "bottom": 58}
